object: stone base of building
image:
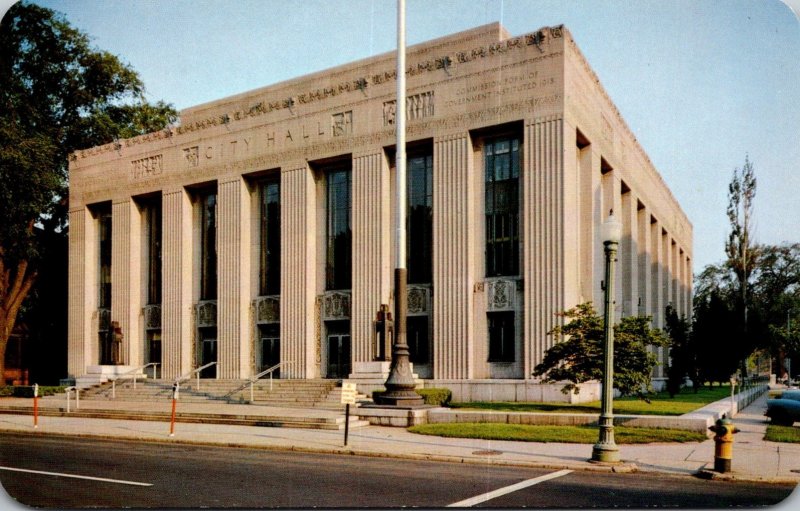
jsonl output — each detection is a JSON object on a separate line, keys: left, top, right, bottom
{"left": 424, "top": 380, "right": 603, "bottom": 404}
{"left": 356, "top": 404, "right": 439, "bottom": 427}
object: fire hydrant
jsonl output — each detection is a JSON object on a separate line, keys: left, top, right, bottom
{"left": 708, "top": 416, "right": 740, "bottom": 473}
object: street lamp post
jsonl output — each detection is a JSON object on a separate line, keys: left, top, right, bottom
{"left": 591, "top": 211, "right": 622, "bottom": 463}
{"left": 374, "top": 0, "right": 423, "bottom": 407}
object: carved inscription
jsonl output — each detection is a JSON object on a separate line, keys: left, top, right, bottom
{"left": 446, "top": 70, "right": 557, "bottom": 108}
{"left": 131, "top": 154, "right": 163, "bottom": 179}
{"left": 384, "top": 91, "right": 435, "bottom": 126}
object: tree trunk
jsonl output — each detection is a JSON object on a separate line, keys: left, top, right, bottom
{"left": 0, "top": 256, "right": 37, "bottom": 387}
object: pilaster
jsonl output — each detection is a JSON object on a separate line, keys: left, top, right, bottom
{"left": 433, "top": 133, "right": 474, "bottom": 379}
{"left": 523, "top": 117, "right": 565, "bottom": 374}
{"left": 636, "top": 205, "right": 652, "bottom": 317}
{"left": 281, "top": 164, "right": 318, "bottom": 378}
{"left": 162, "top": 189, "right": 193, "bottom": 379}
{"left": 621, "top": 190, "right": 638, "bottom": 317}
{"left": 67, "top": 208, "right": 93, "bottom": 377}
{"left": 217, "top": 178, "right": 252, "bottom": 378}
{"left": 352, "top": 151, "right": 391, "bottom": 363}
{"left": 111, "top": 200, "right": 141, "bottom": 366}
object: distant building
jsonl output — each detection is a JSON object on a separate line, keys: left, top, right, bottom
{"left": 68, "top": 23, "right": 692, "bottom": 401}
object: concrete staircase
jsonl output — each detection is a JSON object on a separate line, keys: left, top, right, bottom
{"left": 79, "top": 378, "right": 368, "bottom": 409}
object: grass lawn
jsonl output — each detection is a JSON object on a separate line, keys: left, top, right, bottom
{"left": 764, "top": 425, "right": 800, "bottom": 443}
{"left": 448, "top": 386, "right": 734, "bottom": 416}
{"left": 408, "top": 423, "right": 708, "bottom": 443}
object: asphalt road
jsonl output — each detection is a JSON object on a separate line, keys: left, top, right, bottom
{"left": 0, "top": 433, "right": 796, "bottom": 508}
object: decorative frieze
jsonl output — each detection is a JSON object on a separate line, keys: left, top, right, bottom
{"left": 255, "top": 295, "right": 280, "bottom": 324}
{"left": 196, "top": 300, "right": 217, "bottom": 328}
{"left": 383, "top": 91, "right": 435, "bottom": 126}
{"left": 131, "top": 154, "right": 163, "bottom": 179}
{"left": 322, "top": 291, "right": 351, "bottom": 321}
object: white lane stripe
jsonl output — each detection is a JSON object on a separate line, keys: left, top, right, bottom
{"left": 0, "top": 466, "right": 152, "bottom": 487}
{"left": 447, "top": 469, "right": 573, "bottom": 507}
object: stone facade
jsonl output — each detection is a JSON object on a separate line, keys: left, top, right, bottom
{"left": 68, "top": 23, "right": 692, "bottom": 398}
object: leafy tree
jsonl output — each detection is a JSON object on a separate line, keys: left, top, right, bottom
{"left": 725, "top": 155, "right": 758, "bottom": 375}
{"left": 0, "top": 3, "right": 176, "bottom": 383}
{"left": 663, "top": 305, "right": 697, "bottom": 396}
{"left": 533, "top": 303, "right": 668, "bottom": 398}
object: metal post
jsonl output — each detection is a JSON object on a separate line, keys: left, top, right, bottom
{"left": 66, "top": 388, "right": 70, "bottom": 413}
{"left": 33, "top": 383, "right": 38, "bottom": 429}
{"left": 344, "top": 403, "right": 351, "bottom": 446}
{"left": 591, "top": 238, "right": 620, "bottom": 463}
{"left": 375, "top": 0, "right": 423, "bottom": 408}
{"left": 250, "top": 380, "right": 254, "bottom": 403}
{"left": 75, "top": 388, "right": 80, "bottom": 409}
{"left": 112, "top": 379, "right": 116, "bottom": 399}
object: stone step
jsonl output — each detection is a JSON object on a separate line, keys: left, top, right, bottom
{"left": 0, "top": 407, "right": 369, "bottom": 431}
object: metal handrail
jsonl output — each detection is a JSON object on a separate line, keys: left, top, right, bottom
{"left": 63, "top": 386, "right": 80, "bottom": 412}
{"left": 248, "top": 361, "right": 291, "bottom": 402}
{"left": 175, "top": 361, "right": 218, "bottom": 391}
{"left": 109, "top": 362, "right": 161, "bottom": 397}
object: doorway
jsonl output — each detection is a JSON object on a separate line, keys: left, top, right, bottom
{"left": 259, "top": 324, "right": 280, "bottom": 377}
{"left": 198, "top": 327, "right": 217, "bottom": 378}
{"left": 326, "top": 320, "right": 351, "bottom": 379}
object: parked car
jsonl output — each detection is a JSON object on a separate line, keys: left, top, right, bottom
{"left": 766, "top": 389, "right": 800, "bottom": 426}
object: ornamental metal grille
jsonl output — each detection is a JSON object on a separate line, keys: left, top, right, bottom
{"left": 196, "top": 300, "right": 217, "bottom": 328}
{"left": 322, "top": 291, "right": 351, "bottom": 321}
{"left": 255, "top": 296, "right": 280, "bottom": 324}
{"left": 144, "top": 304, "right": 162, "bottom": 330}
{"left": 407, "top": 285, "right": 431, "bottom": 316}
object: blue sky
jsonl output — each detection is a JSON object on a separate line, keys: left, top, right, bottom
{"left": 10, "top": 0, "right": 800, "bottom": 273}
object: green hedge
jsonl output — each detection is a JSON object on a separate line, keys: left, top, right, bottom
{"left": 372, "top": 387, "right": 452, "bottom": 406}
{"left": 0, "top": 386, "right": 66, "bottom": 398}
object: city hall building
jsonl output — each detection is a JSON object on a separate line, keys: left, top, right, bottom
{"left": 67, "top": 23, "right": 692, "bottom": 401}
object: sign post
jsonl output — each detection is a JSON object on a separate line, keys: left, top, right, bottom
{"left": 33, "top": 383, "right": 39, "bottom": 429}
{"left": 341, "top": 382, "right": 357, "bottom": 446}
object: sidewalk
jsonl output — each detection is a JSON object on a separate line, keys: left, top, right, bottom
{"left": 0, "top": 391, "right": 798, "bottom": 484}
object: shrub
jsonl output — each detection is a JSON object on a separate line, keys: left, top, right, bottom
{"left": 371, "top": 387, "right": 452, "bottom": 406}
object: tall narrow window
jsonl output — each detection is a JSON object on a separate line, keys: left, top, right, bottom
{"left": 488, "top": 311, "right": 515, "bottom": 362}
{"left": 200, "top": 192, "right": 217, "bottom": 300}
{"left": 485, "top": 137, "right": 520, "bottom": 277}
{"left": 145, "top": 200, "right": 162, "bottom": 305}
{"left": 259, "top": 179, "right": 281, "bottom": 296}
{"left": 407, "top": 152, "right": 433, "bottom": 284}
{"left": 326, "top": 167, "right": 351, "bottom": 291}
{"left": 98, "top": 209, "right": 112, "bottom": 308}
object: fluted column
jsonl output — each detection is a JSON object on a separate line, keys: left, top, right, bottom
{"left": 523, "top": 117, "right": 565, "bottom": 373}
{"left": 650, "top": 222, "right": 664, "bottom": 329}
{"left": 280, "top": 164, "right": 318, "bottom": 379}
{"left": 217, "top": 178, "right": 251, "bottom": 378}
{"left": 352, "top": 151, "right": 391, "bottom": 363}
{"left": 111, "top": 200, "right": 141, "bottom": 366}
{"left": 68, "top": 207, "right": 93, "bottom": 377}
{"left": 433, "top": 133, "right": 474, "bottom": 379}
{"left": 162, "top": 189, "right": 193, "bottom": 379}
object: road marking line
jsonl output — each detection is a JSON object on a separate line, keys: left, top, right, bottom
{"left": 0, "top": 466, "right": 152, "bottom": 487}
{"left": 447, "top": 469, "right": 573, "bottom": 507}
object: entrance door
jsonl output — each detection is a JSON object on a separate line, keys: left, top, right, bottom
{"left": 199, "top": 327, "right": 217, "bottom": 378}
{"left": 327, "top": 333, "right": 351, "bottom": 379}
{"left": 147, "top": 331, "right": 162, "bottom": 378}
{"left": 260, "top": 338, "right": 280, "bottom": 376}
